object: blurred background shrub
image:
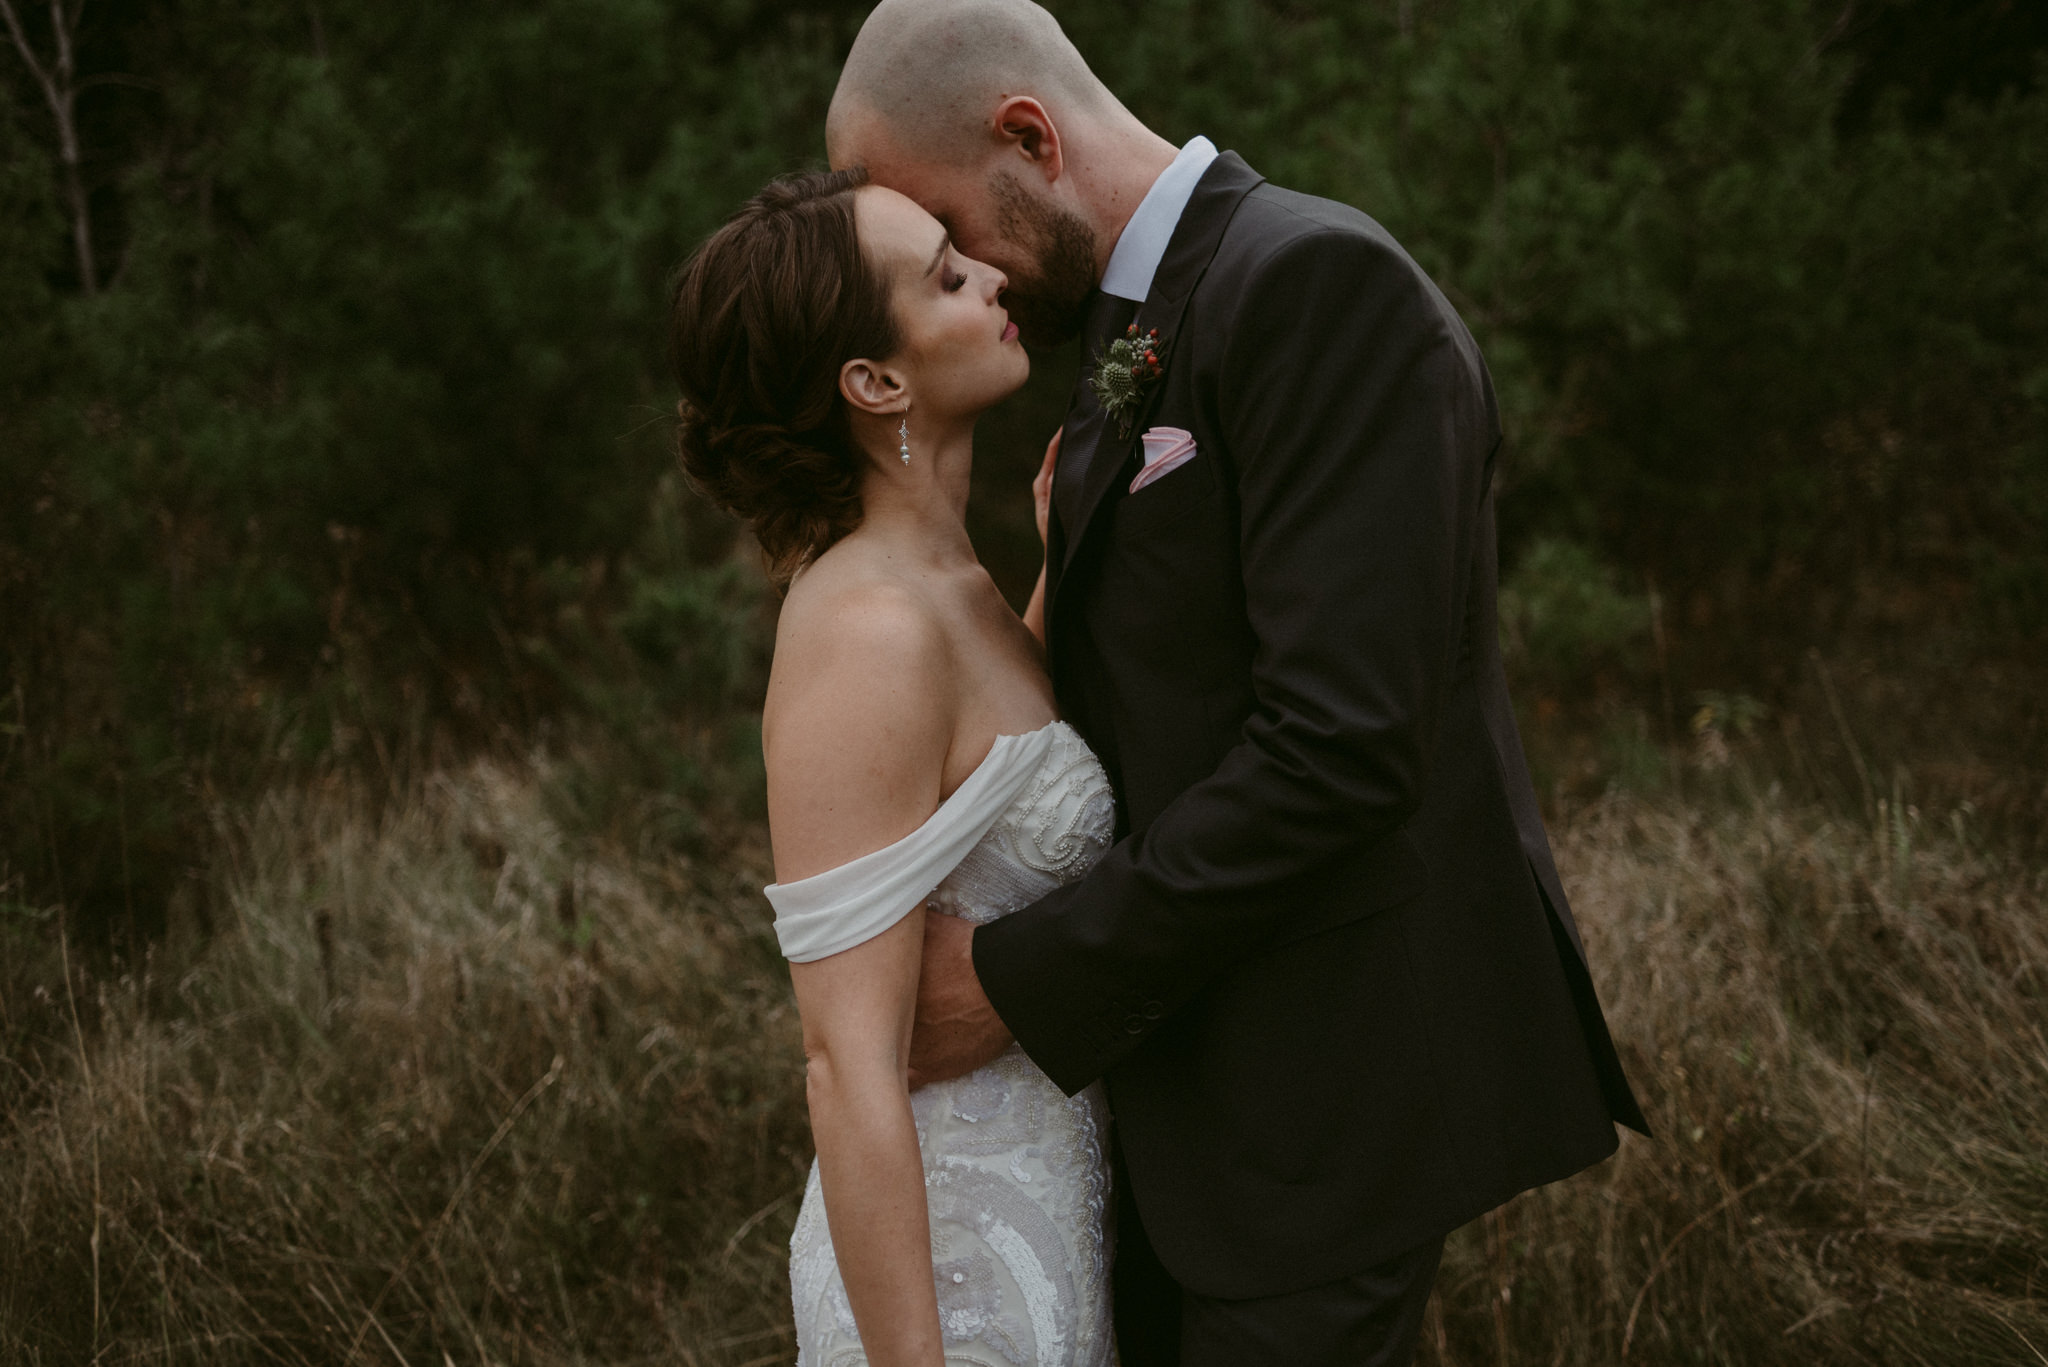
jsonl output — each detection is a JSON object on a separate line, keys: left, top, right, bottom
{"left": 4, "top": 0, "right": 2044, "bottom": 934}
{"left": 1497, "top": 536, "right": 1651, "bottom": 687}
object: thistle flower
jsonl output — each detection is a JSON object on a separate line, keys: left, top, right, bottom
{"left": 1089, "top": 327, "right": 1166, "bottom": 440}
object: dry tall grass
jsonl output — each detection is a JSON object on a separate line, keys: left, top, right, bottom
{"left": 1424, "top": 783, "right": 2048, "bottom": 1365}
{"left": 2, "top": 759, "right": 807, "bottom": 1365}
{"left": 2, "top": 756, "right": 2043, "bottom": 1365}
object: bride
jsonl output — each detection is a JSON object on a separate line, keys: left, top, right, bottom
{"left": 669, "top": 169, "right": 1116, "bottom": 1366}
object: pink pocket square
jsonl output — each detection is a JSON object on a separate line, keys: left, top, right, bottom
{"left": 1130, "top": 426, "right": 1197, "bottom": 493}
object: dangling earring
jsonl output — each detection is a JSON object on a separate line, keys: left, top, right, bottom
{"left": 898, "top": 414, "right": 911, "bottom": 466}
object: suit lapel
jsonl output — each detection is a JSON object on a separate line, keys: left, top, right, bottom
{"left": 1050, "top": 153, "right": 1265, "bottom": 611}
{"left": 1050, "top": 290, "right": 1136, "bottom": 568}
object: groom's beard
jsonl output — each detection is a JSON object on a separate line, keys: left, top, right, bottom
{"left": 989, "top": 170, "right": 1099, "bottom": 346}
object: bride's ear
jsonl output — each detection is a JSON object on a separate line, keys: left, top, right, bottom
{"left": 839, "top": 357, "right": 908, "bottom": 418}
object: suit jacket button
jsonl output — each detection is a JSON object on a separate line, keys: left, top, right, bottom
{"left": 1124, "top": 1015, "right": 1146, "bottom": 1035}
{"left": 1142, "top": 1000, "right": 1163, "bottom": 1019}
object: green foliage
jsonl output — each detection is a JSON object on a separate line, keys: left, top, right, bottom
{"left": 2, "top": 0, "right": 844, "bottom": 934}
{"left": 1499, "top": 535, "right": 1651, "bottom": 683}
{"left": 4, "top": 0, "right": 2045, "bottom": 939}
{"left": 0, "top": 89, "right": 57, "bottom": 354}
{"left": 1136, "top": 1, "right": 2042, "bottom": 587}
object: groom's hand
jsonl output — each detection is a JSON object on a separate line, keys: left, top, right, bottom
{"left": 908, "top": 908, "right": 1014, "bottom": 1089}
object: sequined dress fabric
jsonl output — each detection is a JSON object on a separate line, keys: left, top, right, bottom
{"left": 789, "top": 722, "right": 1119, "bottom": 1367}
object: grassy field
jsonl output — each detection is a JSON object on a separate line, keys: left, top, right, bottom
{"left": 2, "top": 744, "right": 2044, "bottom": 1365}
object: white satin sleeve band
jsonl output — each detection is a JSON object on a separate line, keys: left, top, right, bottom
{"left": 764, "top": 726, "right": 1061, "bottom": 963}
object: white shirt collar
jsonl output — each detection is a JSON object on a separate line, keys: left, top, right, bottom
{"left": 1099, "top": 135, "right": 1219, "bottom": 304}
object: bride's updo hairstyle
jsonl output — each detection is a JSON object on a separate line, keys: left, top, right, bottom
{"left": 669, "top": 168, "right": 902, "bottom": 584}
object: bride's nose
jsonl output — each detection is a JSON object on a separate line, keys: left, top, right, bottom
{"left": 984, "top": 262, "right": 1007, "bottom": 300}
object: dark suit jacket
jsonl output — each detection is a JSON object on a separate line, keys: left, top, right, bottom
{"left": 972, "top": 153, "right": 1649, "bottom": 1300}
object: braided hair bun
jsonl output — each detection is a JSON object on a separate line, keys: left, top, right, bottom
{"left": 670, "top": 168, "right": 900, "bottom": 584}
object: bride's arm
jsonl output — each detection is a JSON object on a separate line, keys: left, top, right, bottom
{"left": 766, "top": 585, "right": 955, "bottom": 1367}
{"left": 790, "top": 912, "right": 940, "bottom": 1365}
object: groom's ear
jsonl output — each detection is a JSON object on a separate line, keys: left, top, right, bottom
{"left": 839, "top": 357, "right": 906, "bottom": 418}
{"left": 992, "top": 96, "right": 1062, "bottom": 181}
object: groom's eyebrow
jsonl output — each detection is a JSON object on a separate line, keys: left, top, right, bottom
{"left": 925, "top": 234, "right": 949, "bottom": 278}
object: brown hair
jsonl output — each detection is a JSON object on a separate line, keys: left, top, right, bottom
{"left": 668, "top": 168, "right": 900, "bottom": 585}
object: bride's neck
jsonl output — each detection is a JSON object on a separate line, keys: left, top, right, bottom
{"left": 853, "top": 422, "right": 978, "bottom": 566}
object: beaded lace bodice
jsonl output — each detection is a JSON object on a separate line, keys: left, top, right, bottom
{"left": 788, "top": 721, "right": 1119, "bottom": 1367}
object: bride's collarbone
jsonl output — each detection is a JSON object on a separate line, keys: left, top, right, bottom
{"left": 783, "top": 545, "right": 1052, "bottom": 783}
{"left": 931, "top": 618, "right": 1057, "bottom": 799}
{"left": 949, "top": 590, "right": 1055, "bottom": 688}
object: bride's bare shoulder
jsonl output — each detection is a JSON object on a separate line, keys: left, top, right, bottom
{"left": 772, "top": 548, "right": 952, "bottom": 685}
{"left": 762, "top": 551, "right": 959, "bottom": 879}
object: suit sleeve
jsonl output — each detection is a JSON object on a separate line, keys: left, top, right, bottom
{"left": 973, "top": 226, "right": 1496, "bottom": 1095}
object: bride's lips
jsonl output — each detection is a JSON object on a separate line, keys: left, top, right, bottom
{"left": 1001, "top": 319, "right": 1019, "bottom": 342}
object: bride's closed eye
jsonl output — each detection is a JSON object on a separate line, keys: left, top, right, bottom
{"left": 942, "top": 265, "right": 967, "bottom": 293}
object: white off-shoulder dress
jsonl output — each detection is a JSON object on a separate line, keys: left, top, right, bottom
{"left": 765, "top": 721, "right": 1119, "bottom": 1367}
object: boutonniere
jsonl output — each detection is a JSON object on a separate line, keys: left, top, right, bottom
{"left": 1088, "top": 324, "right": 1164, "bottom": 441}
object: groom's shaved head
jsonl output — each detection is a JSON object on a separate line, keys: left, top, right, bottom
{"left": 828, "top": 0, "right": 1116, "bottom": 168}
{"left": 829, "top": 0, "right": 1171, "bottom": 344}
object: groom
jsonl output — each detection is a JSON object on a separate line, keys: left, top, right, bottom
{"left": 828, "top": 2, "right": 1648, "bottom": 1363}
